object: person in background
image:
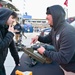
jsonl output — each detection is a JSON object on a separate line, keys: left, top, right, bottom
{"left": 31, "top": 5, "right": 75, "bottom": 75}
{"left": 14, "top": 22, "right": 22, "bottom": 44}
{"left": 0, "top": 7, "right": 20, "bottom": 75}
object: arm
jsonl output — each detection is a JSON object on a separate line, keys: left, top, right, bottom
{"left": 9, "top": 40, "right": 19, "bottom": 66}
{"left": 44, "top": 28, "right": 75, "bottom": 64}
{"left": 0, "top": 31, "right": 14, "bottom": 50}
{"left": 31, "top": 30, "right": 52, "bottom": 44}
{"left": 38, "top": 32, "right": 52, "bottom": 44}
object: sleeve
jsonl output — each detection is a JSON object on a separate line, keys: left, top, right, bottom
{"left": 0, "top": 31, "right": 14, "bottom": 50}
{"left": 38, "top": 32, "right": 52, "bottom": 44}
{"left": 44, "top": 29, "right": 75, "bottom": 64}
{"left": 9, "top": 40, "right": 19, "bottom": 66}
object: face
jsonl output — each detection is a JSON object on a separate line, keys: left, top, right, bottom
{"left": 46, "top": 14, "right": 53, "bottom": 27}
{"left": 6, "top": 15, "right": 16, "bottom": 26}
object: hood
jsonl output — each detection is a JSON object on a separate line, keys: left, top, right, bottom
{"left": 46, "top": 5, "right": 66, "bottom": 30}
{"left": 0, "top": 7, "right": 13, "bottom": 28}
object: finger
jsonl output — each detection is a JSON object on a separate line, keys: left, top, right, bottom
{"left": 30, "top": 41, "right": 33, "bottom": 45}
{"left": 30, "top": 40, "right": 35, "bottom": 44}
{"left": 30, "top": 38, "right": 34, "bottom": 44}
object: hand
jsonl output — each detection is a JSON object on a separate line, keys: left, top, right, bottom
{"left": 18, "top": 64, "right": 20, "bottom": 66}
{"left": 8, "top": 25, "right": 14, "bottom": 33}
{"left": 30, "top": 35, "right": 39, "bottom": 44}
{"left": 37, "top": 46, "right": 45, "bottom": 55}
{"left": 16, "top": 63, "right": 20, "bottom": 66}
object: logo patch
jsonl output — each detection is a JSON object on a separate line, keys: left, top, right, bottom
{"left": 56, "top": 34, "right": 60, "bottom": 41}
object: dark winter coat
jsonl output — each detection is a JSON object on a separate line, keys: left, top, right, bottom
{"left": 0, "top": 7, "right": 19, "bottom": 69}
{"left": 38, "top": 5, "right": 75, "bottom": 72}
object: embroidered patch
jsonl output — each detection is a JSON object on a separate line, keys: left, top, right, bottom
{"left": 56, "top": 34, "right": 60, "bottom": 41}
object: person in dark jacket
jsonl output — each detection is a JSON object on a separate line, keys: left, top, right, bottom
{"left": 31, "top": 5, "right": 75, "bottom": 75}
{"left": 14, "top": 22, "right": 22, "bottom": 43}
{"left": 0, "top": 7, "right": 20, "bottom": 75}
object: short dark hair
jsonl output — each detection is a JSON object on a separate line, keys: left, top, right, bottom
{"left": 46, "top": 7, "right": 51, "bottom": 14}
{"left": 11, "top": 11, "right": 17, "bottom": 18}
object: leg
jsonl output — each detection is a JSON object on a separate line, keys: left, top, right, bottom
{"left": 60, "top": 66, "right": 75, "bottom": 75}
{"left": 15, "top": 34, "right": 18, "bottom": 43}
{"left": 15, "top": 34, "right": 20, "bottom": 43}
